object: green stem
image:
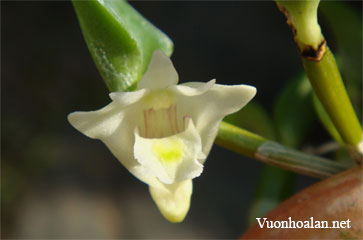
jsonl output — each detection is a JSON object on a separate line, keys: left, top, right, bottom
{"left": 216, "top": 122, "right": 266, "bottom": 159}
{"left": 216, "top": 122, "right": 348, "bottom": 178}
{"left": 275, "top": 0, "right": 363, "bottom": 157}
{"left": 302, "top": 48, "right": 362, "bottom": 149}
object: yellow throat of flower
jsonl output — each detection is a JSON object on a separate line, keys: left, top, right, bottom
{"left": 152, "top": 137, "right": 183, "bottom": 164}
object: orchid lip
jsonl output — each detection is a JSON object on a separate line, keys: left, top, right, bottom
{"left": 133, "top": 117, "right": 204, "bottom": 185}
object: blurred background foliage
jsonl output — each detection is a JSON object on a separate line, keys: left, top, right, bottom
{"left": 2, "top": 1, "right": 361, "bottom": 238}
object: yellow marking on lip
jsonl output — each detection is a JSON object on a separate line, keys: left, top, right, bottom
{"left": 152, "top": 138, "right": 183, "bottom": 163}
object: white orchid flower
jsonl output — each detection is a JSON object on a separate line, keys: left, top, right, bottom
{"left": 68, "top": 50, "right": 256, "bottom": 222}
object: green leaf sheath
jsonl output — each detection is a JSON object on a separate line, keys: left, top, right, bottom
{"left": 216, "top": 122, "right": 348, "bottom": 178}
{"left": 73, "top": 0, "right": 173, "bottom": 92}
{"left": 276, "top": 0, "right": 323, "bottom": 53}
{"left": 302, "top": 49, "right": 362, "bottom": 148}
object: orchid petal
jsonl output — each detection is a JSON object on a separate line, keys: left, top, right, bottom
{"left": 169, "top": 79, "right": 215, "bottom": 97}
{"left": 68, "top": 89, "right": 148, "bottom": 139}
{"left": 68, "top": 101, "right": 142, "bottom": 170}
{"left": 68, "top": 102, "right": 123, "bottom": 139}
{"left": 109, "top": 88, "right": 148, "bottom": 105}
{"left": 137, "top": 50, "right": 178, "bottom": 90}
{"left": 173, "top": 83, "right": 256, "bottom": 162}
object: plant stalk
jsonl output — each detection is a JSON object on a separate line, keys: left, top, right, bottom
{"left": 302, "top": 48, "right": 362, "bottom": 155}
{"left": 216, "top": 122, "right": 348, "bottom": 178}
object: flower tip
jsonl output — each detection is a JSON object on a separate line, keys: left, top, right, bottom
{"left": 162, "top": 209, "right": 188, "bottom": 223}
{"left": 241, "top": 85, "right": 257, "bottom": 104}
{"left": 236, "top": 84, "right": 257, "bottom": 105}
{"left": 67, "top": 112, "right": 78, "bottom": 128}
{"left": 246, "top": 85, "right": 257, "bottom": 96}
{"left": 149, "top": 180, "right": 193, "bottom": 223}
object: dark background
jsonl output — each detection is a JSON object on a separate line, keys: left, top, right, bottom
{"left": 2, "top": 1, "right": 361, "bottom": 239}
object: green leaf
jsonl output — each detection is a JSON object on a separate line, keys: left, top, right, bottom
{"left": 73, "top": 0, "right": 173, "bottom": 92}
{"left": 319, "top": 1, "right": 362, "bottom": 119}
{"left": 273, "top": 74, "right": 316, "bottom": 148}
{"left": 312, "top": 94, "right": 343, "bottom": 144}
